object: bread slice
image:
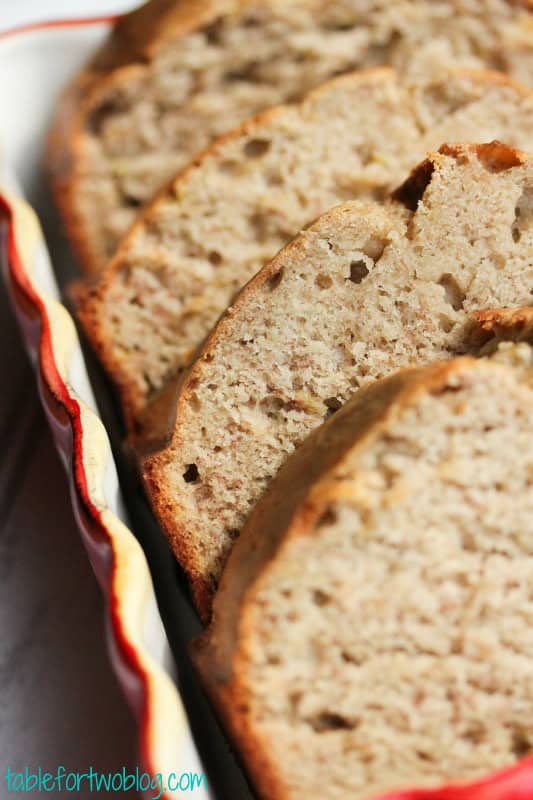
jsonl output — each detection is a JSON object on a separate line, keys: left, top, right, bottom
{"left": 47, "top": 0, "right": 533, "bottom": 274}
{"left": 192, "top": 350, "right": 533, "bottom": 800}
{"left": 76, "top": 68, "right": 533, "bottom": 432}
{"left": 142, "top": 142, "right": 533, "bottom": 619}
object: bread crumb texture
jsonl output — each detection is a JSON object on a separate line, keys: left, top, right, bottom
{"left": 144, "top": 143, "right": 533, "bottom": 613}
{"left": 221, "top": 356, "right": 533, "bottom": 799}
{"left": 74, "top": 0, "right": 533, "bottom": 265}
{"left": 82, "top": 70, "right": 533, "bottom": 428}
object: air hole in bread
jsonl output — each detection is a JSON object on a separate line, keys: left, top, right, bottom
{"left": 341, "top": 650, "right": 362, "bottom": 666}
{"left": 87, "top": 98, "right": 125, "bottom": 136}
{"left": 439, "top": 314, "right": 455, "bottom": 333}
{"left": 244, "top": 138, "right": 271, "bottom": 158}
{"left": 242, "top": 15, "right": 260, "bottom": 28}
{"left": 260, "top": 394, "right": 299, "bottom": 418}
{"left": 208, "top": 250, "right": 223, "bottom": 266}
{"left": 511, "top": 727, "right": 532, "bottom": 758}
{"left": 183, "top": 463, "right": 200, "bottom": 483}
{"left": 227, "top": 528, "right": 240, "bottom": 541}
{"left": 312, "top": 589, "right": 331, "bottom": 607}
{"left": 203, "top": 19, "right": 224, "bottom": 45}
{"left": 294, "top": 51, "right": 314, "bottom": 65}
{"left": 512, "top": 188, "right": 533, "bottom": 243}
{"left": 124, "top": 195, "right": 143, "bottom": 209}
{"left": 289, "top": 690, "right": 302, "bottom": 714}
{"left": 250, "top": 212, "right": 293, "bottom": 244}
{"left": 323, "top": 17, "right": 356, "bottom": 32}
{"left": 249, "top": 212, "right": 269, "bottom": 242}
{"left": 416, "top": 751, "right": 435, "bottom": 763}
{"left": 461, "top": 723, "right": 486, "bottom": 745}
{"left": 317, "top": 508, "right": 338, "bottom": 527}
{"left": 324, "top": 396, "right": 343, "bottom": 416}
{"left": 309, "top": 712, "right": 356, "bottom": 733}
{"left": 315, "top": 273, "right": 333, "bottom": 289}
{"left": 438, "top": 273, "right": 465, "bottom": 311}
{"left": 228, "top": 62, "right": 261, "bottom": 83}
{"left": 266, "top": 171, "right": 284, "bottom": 187}
{"left": 219, "top": 160, "right": 238, "bottom": 175}
{"left": 266, "top": 269, "right": 284, "bottom": 291}
{"left": 349, "top": 260, "right": 370, "bottom": 284}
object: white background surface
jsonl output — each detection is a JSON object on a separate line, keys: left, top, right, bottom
{"left": 0, "top": 0, "right": 138, "bottom": 31}
{"left": 0, "top": 2, "right": 143, "bottom": 796}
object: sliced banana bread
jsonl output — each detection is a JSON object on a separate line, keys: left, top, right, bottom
{"left": 143, "top": 143, "right": 533, "bottom": 619}
{"left": 47, "top": 0, "right": 533, "bottom": 274}
{"left": 76, "top": 69, "right": 533, "bottom": 432}
{"left": 192, "top": 350, "right": 533, "bottom": 800}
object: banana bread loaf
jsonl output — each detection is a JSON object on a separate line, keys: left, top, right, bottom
{"left": 143, "top": 143, "right": 533, "bottom": 619}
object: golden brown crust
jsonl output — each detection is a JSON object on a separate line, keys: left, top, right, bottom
{"left": 474, "top": 306, "right": 533, "bottom": 333}
{"left": 191, "top": 356, "right": 497, "bottom": 800}
{"left": 467, "top": 306, "right": 533, "bottom": 350}
{"left": 95, "top": 0, "right": 234, "bottom": 66}
{"left": 393, "top": 140, "right": 529, "bottom": 210}
{"left": 45, "top": 0, "right": 234, "bottom": 274}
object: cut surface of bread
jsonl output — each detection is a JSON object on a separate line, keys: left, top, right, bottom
{"left": 193, "top": 352, "right": 533, "bottom": 800}
{"left": 77, "top": 69, "right": 533, "bottom": 431}
{"left": 47, "top": 0, "right": 533, "bottom": 274}
{"left": 142, "top": 143, "right": 533, "bottom": 619}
